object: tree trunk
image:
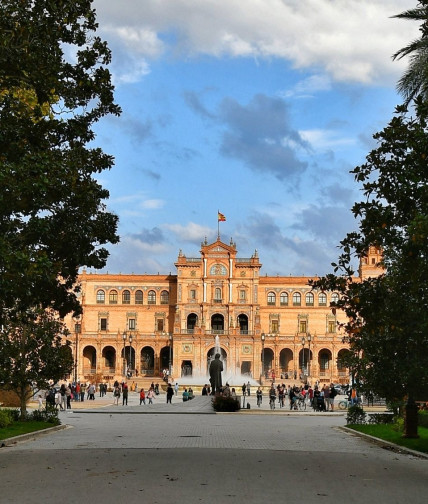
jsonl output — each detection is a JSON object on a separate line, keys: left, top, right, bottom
{"left": 403, "top": 396, "right": 419, "bottom": 438}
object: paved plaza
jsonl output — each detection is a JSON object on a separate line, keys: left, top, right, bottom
{"left": 1, "top": 392, "right": 428, "bottom": 503}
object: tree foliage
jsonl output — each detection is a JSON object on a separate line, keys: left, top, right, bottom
{"left": 0, "top": 308, "right": 74, "bottom": 418}
{"left": 311, "top": 99, "right": 428, "bottom": 406}
{"left": 392, "top": 1, "right": 428, "bottom": 106}
{"left": 0, "top": 0, "right": 121, "bottom": 320}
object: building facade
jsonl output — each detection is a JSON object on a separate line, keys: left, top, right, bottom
{"left": 64, "top": 239, "right": 383, "bottom": 385}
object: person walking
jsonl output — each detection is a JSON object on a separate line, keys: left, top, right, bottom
{"left": 256, "top": 387, "right": 262, "bottom": 407}
{"left": 147, "top": 387, "right": 155, "bottom": 404}
{"left": 59, "top": 384, "right": 67, "bottom": 411}
{"left": 122, "top": 383, "right": 128, "bottom": 405}
{"left": 139, "top": 388, "right": 146, "bottom": 405}
{"left": 329, "top": 383, "right": 337, "bottom": 411}
{"left": 166, "top": 383, "right": 174, "bottom": 404}
{"left": 269, "top": 385, "right": 276, "bottom": 410}
{"left": 113, "top": 384, "right": 121, "bottom": 405}
{"left": 174, "top": 382, "right": 179, "bottom": 396}
{"left": 66, "top": 385, "right": 72, "bottom": 409}
{"left": 80, "top": 382, "right": 86, "bottom": 402}
{"left": 323, "top": 384, "right": 330, "bottom": 411}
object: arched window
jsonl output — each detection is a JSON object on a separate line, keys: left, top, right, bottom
{"left": 160, "top": 290, "right": 169, "bottom": 304}
{"left": 280, "top": 292, "right": 288, "bottom": 306}
{"left": 320, "top": 352, "right": 330, "bottom": 370}
{"left": 267, "top": 292, "right": 276, "bottom": 305}
{"left": 109, "top": 290, "right": 118, "bottom": 304}
{"left": 318, "top": 293, "right": 327, "bottom": 306}
{"left": 135, "top": 290, "right": 143, "bottom": 305}
{"left": 305, "top": 292, "right": 314, "bottom": 306}
{"left": 214, "top": 288, "right": 222, "bottom": 303}
{"left": 96, "top": 290, "right": 105, "bottom": 304}
{"left": 292, "top": 292, "right": 301, "bottom": 306}
{"left": 209, "top": 264, "right": 227, "bottom": 276}
{"left": 122, "top": 290, "right": 130, "bottom": 304}
{"left": 148, "top": 290, "right": 156, "bottom": 305}
{"left": 331, "top": 292, "right": 339, "bottom": 304}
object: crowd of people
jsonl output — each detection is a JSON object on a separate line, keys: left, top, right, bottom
{"left": 42, "top": 379, "right": 354, "bottom": 411}
{"left": 260, "top": 382, "right": 341, "bottom": 411}
{"left": 45, "top": 381, "right": 97, "bottom": 410}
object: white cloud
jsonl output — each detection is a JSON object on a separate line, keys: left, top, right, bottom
{"left": 111, "top": 54, "right": 151, "bottom": 85}
{"left": 95, "top": 0, "right": 415, "bottom": 85}
{"left": 106, "top": 26, "right": 165, "bottom": 57}
{"left": 140, "top": 199, "right": 164, "bottom": 210}
{"left": 163, "top": 222, "right": 214, "bottom": 242}
{"left": 281, "top": 74, "right": 332, "bottom": 99}
{"left": 300, "top": 129, "right": 356, "bottom": 151}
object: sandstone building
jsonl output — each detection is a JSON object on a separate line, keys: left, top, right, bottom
{"left": 64, "top": 239, "right": 382, "bottom": 386}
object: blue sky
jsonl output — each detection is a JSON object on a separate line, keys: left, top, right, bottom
{"left": 89, "top": 0, "right": 416, "bottom": 277}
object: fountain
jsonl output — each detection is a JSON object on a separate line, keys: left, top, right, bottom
{"left": 174, "top": 334, "right": 260, "bottom": 389}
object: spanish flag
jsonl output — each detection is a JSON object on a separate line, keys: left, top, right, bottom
{"left": 218, "top": 211, "right": 226, "bottom": 222}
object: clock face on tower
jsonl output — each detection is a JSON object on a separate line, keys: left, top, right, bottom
{"left": 209, "top": 264, "right": 227, "bottom": 276}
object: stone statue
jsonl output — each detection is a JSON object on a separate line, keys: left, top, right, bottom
{"left": 209, "top": 353, "right": 223, "bottom": 395}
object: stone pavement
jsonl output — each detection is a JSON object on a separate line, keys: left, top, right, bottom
{"left": 2, "top": 393, "right": 428, "bottom": 504}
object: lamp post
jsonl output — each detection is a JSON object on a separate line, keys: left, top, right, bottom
{"left": 307, "top": 333, "right": 312, "bottom": 380}
{"left": 129, "top": 334, "right": 133, "bottom": 376}
{"left": 122, "top": 331, "right": 127, "bottom": 377}
{"left": 301, "top": 336, "right": 306, "bottom": 377}
{"left": 122, "top": 331, "right": 133, "bottom": 377}
{"left": 261, "top": 333, "right": 265, "bottom": 382}
{"left": 168, "top": 333, "right": 173, "bottom": 377}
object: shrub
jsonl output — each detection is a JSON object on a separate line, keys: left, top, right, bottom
{"left": 0, "top": 409, "right": 14, "bottom": 428}
{"left": 346, "top": 404, "right": 366, "bottom": 424}
{"left": 30, "top": 406, "right": 60, "bottom": 425}
{"left": 212, "top": 395, "right": 241, "bottom": 412}
{"left": 392, "top": 416, "right": 405, "bottom": 432}
{"left": 368, "top": 413, "right": 395, "bottom": 424}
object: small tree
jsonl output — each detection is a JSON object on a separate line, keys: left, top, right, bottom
{"left": 0, "top": 308, "right": 73, "bottom": 419}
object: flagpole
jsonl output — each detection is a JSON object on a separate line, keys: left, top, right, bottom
{"left": 217, "top": 209, "right": 220, "bottom": 239}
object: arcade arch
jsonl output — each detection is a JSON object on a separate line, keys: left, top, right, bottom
{"left": 211, "top": 313, "right": 224, "bottom": 333}
{"left": 102, "top": 346, "right": 116, "bottom": 373}
{"left": 206, "top": 346, "right": 227, "bottom": 374}
{"left": 237, "top": 313, "right": 248, "bottom": 333}
{"left": 187, "top": 313, "right": 198, "bottom": 332}
{"left": 82, "top": 345, "right": 96, "bottom": 374}
{"left": 140, "top": 346, "right": 154, "bottom": 376}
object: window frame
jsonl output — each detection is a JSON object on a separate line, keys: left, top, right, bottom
{"left": 305, "top": 292, "right": 314, "bottom": 306}
{"left": 267, "top": 292, "right": 276, "bottom": 306}
{"left": 292, "top": 292, "right": 301, "bottom": 306}
{"left": 331, "top": 292, "right": 339, "bottom": 304}
{"left": 148, "top": 290, "right": 156, "bottom": 305}
{"left": 96, "top": 290, "right": 105, "bottom": 304}
{"left": 109, "top": 290, "right": 118, "bottom": 304}
{"left": 160, "top": 290, "right": 169, "bottom": 305}
{"left": 135, "top": 290, "right": 143, "bottom": 305}
{"left": 122, "top": 290, "right": 131, "bottom": 305}
{"left": 318, "top": 293, "right": 327, "bottom": 306}
{"left": 280, "top": 292, "right": 288, "bottom": 306}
